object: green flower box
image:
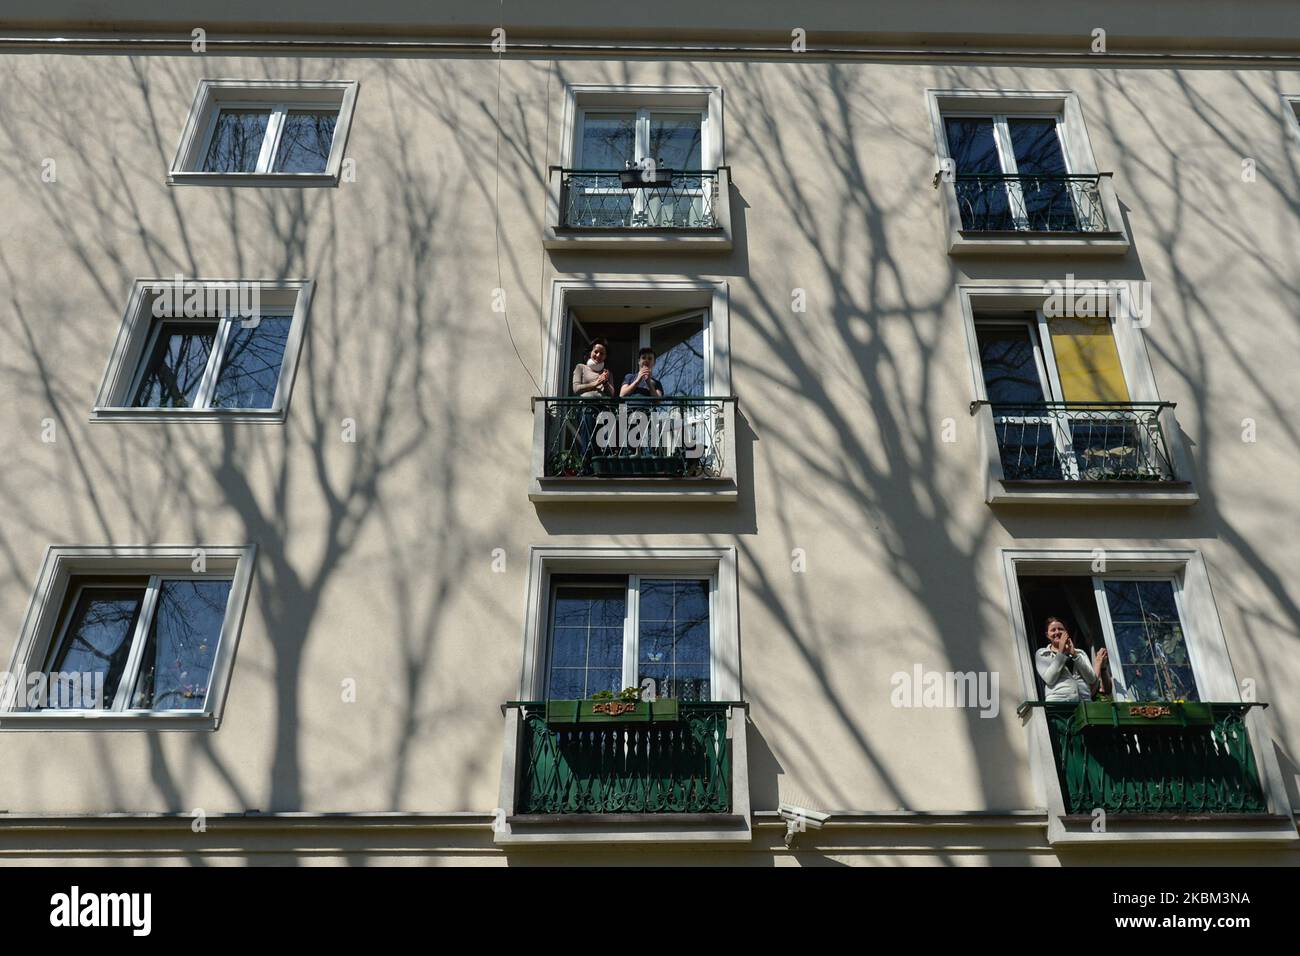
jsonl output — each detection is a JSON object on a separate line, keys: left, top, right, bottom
{"left": 1070, "top": 700, "right": 1214, "bottom": 733}
{"left": 544, "top": 699, "right": 679, "bottom": 726}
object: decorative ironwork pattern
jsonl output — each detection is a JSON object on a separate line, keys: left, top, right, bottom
{"left": 986, "top": 402, "right": 1176, "bottom": 482}
{"left": 518, "top": 702, "right": 731, "bottom": 814}
{"left": 953, "top": 173, "right": 1109, "bottom": 233}
{"left": 1043, "top": 703, "right": 1268, "bottom": 815}
{"left": 539, "top": 396, "right": 732, "bottom": 479}
{"left": 559, "top": 169, "right": 719, "bottom": 229}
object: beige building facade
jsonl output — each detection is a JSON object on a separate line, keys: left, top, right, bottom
{"left": 0, "top": 1, "right": 1298, "bottom": 864}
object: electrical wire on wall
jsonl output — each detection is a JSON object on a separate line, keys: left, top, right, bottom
{"left": 493, "top": 0, "right": 543, "bottom": 394}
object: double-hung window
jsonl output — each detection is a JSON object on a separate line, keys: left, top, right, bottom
{"left": 545, "top": 574, "right": 715, "bottom": 702}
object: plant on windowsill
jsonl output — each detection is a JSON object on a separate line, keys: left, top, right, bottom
{"left": 544, "top": 686, "right": 679, "bottom": 726}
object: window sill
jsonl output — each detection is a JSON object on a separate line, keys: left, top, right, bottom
{"left": 990, "top": 480, "right": 1198, "bottom": 506}
{"left": 0, "top": 712, "right": 220, "bottom": 732}
{"left": 950, "top": 231, "right": 1130, "bottom": 255}
{"left": 543, "top": 227, "right": 731, "bottom": 252}
{"left": 91, "top": 407, "right": 286, "bottom": 424}
{"left": 1051, "top": 812, "right": 1297, "bottom": 846}
{"left": 167, "top": 171, "right": 339, "bottom": 188}
{"left": 496, "top": 812, "right": 751, "bottom": 845}
{"left": 529, "top": 476, "right": 738, "bottom": 503}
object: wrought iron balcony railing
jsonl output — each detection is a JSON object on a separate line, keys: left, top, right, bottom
{"left": 557, "top": 168, "right": 720, "bottom": 230}
{"left": 953, "top": 173, "right": 1111, "bottom": 233}
{"left": 978, "top": 401, "right": 1177, "bottom": 482}
{"left": 1035, "top": 702, "right": 1269, "bottom": 815}
{"left": 538, "top": 396, "right": 733, "bottom": 479}
{"left": 516, "top": 701, "right": 732, "bottom": 814}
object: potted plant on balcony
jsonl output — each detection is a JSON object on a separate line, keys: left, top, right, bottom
{"left": 549, "top": 448, "right": 585, "bottom": 478}
{"left": 544, "top": 686, "right": 679, "bottom": 726}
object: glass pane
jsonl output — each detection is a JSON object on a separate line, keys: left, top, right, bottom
{"left": 272, "top": 110, "right": 338, "bottom": 173}
{"left": 210, "top": 315, "right": 292, "bottom": 409}
{"left": 1007, "top": 118, "right": 1076, "bottom": 230}
{"left": 545, "top": 585, "right": 628, "bottom": 698}
{"left": 648, "top": 113, "right": 702, "bottom": 170}
{"left": 578, "top": 112, "right": 636, "bottom": 169}
{"left": 944, "top": 116, "right": 1010, "bottom": 229}
{"left": 202, "top": 109, "right": 272, "bottom": 173}
{"left": 636, "top": 579, "right": 711, "bottom": 701}
{"left": 649, "top": 317, "right": 706, "bottom": 397}
{"left": 1104, "top": 580, "right": 1198, "bottom": 701}
{"left": 130, "top": 580, "right": 232, "bottom": 710}
{"left": 46, "top": 587, "right": 145, "bottom": 709}
{"left": 976, "top": 326, "right": 1047, "bottom": 404}
{"left": 1047, "top": 317, "right": 1130, "bottom": 403}
{"left": 132, "top": 324, "right": 218, "bottom": 408}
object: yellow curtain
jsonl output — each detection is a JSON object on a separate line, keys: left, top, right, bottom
{"left": 1048, "top": 317, "right": 1129, "bottom": 402}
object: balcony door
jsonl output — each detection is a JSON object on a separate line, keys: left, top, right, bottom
{"left": 575, "top": 109, "right": 706, "bottom": 227}
{"left": 977, "top": 313, "right": 1137, "bottom": 480}
{"left": 544, "top": 575, "right": 715, "bottom": 703}
{"left": 944, "top": 114, "right": 1076, "bottom": 231}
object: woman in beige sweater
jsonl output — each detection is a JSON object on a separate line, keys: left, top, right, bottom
{"left": 571, "top": 338, "right": 615, "bottom": 473}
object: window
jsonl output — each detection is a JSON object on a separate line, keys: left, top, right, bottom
{"left": 926, "top": 90, "right": 1127, "bottom": 253}
{"left": 545, "top": 85, "right": 731, "bottom": 249}
{"left": 532, "top": 279, "right": 737, "bottom": 500}
{"left": 169, "top": 80, "right": 358, "bottom": 185}
{"left": 2, "top": 546, "right": 255, "bottom": 729}
{"left": 958, "top": 284, "right": 1195, "bottom": 503}
{"left": 92, "top": 279, "right": 312, "bottom": 422}
{"left": 945, "top": 114, "right": 1079, "bottom": 230}
{"left": 546, "top": 575, "right": 714, "bottom": 701}
{"left": 1019, "top": 573, "right": 1200, "bottom": 702}
{"left": 974, "top": 311, "right": 1166, "bottom": 481}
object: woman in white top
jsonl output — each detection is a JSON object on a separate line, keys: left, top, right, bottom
{"left": 1035, "top": 617, "right": 1108, "bottom": 701}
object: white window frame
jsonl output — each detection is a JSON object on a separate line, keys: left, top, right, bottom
{"left": 169, "top": 79, "right": 358, "bottom": 187}
{"left": 958, "top": 282, "right": 1197, "bottom": 505}
{"left": 543, "top": 572, "right": 719, "bottom": 701}
{"left": 497, "top": 546, "right": 749, "bottom": 845}
{"left": 1088, "top": 573, "right": 1205, "bottom": 702}
{"left": 533, "top": 278, "right": 737, "bottom": 502}
{"left": 1003, "top": 547, "right": 1296, "bottom": 845}
{"left": 546, "top": 84, "right": 730, "bottom": 250}
{"left": 926, "top": 89, "right": 1128, "bottom": 254}
{"left": 1, "top": 545, "right": 257, "bottom": 731}
{"left": 91, "top": 278, "right": 313, "bottom": 423}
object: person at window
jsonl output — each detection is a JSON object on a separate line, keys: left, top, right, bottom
{"left": 620, "top": 348, "right": 664, "bottom": 398}
{"left": 572, "top": 338, "right": 614, "bottom": 399}
{"left": 1036, "top": 617, "right": 1107, "bottom": 701}
{"left": 570, "top": 338, "right": 614, "bottom": 474}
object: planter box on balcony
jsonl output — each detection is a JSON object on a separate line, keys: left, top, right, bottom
{"left": 590, "top": 455, "right": 686, "bottom": 477}
{"left": 544, "top": 699, "right": 679, "bottom": 726}
{"left": 1070, "top": 700, "right": 1214, "bottom": 732}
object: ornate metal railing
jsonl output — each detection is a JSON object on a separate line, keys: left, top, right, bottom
{"left": 1040, "top": 702, "right": 1268, "bottom": 815}
{"left": 538, "top": 396, "right": 732, "bottom": 479}
{"left": 978, "top": 401, "right": 1177, "bottom": 482}
{"left": 953, "top": 173, "right": 1110, "bottom": 233}
{"left": 558, "top": 169, "right": 719, "bottom": 229}
{"left": 516, "top": 702, "right": 732, "bottom": 814}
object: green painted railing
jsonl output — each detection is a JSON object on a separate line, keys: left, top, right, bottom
{"left": 516, "top": 701, "right": 731, "bottom": 814}
{"left": 1041, "top": 701, "right": 1268, "bottom": 815}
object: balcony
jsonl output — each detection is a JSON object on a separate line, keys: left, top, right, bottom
{"left": 543, "top": 166, "right": 733, "bottom": 251}
{"left": 529, "top": 396, "right": 738, "bottom": 502}
{"left": 937, "top": 172, "right": 1128, "bottom": 255}
{"left": 496, "top": 700, "right": 751, "bottom": 844}
{"left": 1035, "top": 701, "right": 1270, "bottom": 817}
{"left": 972, "top": 401, "right": 1197, "bottom": 505}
